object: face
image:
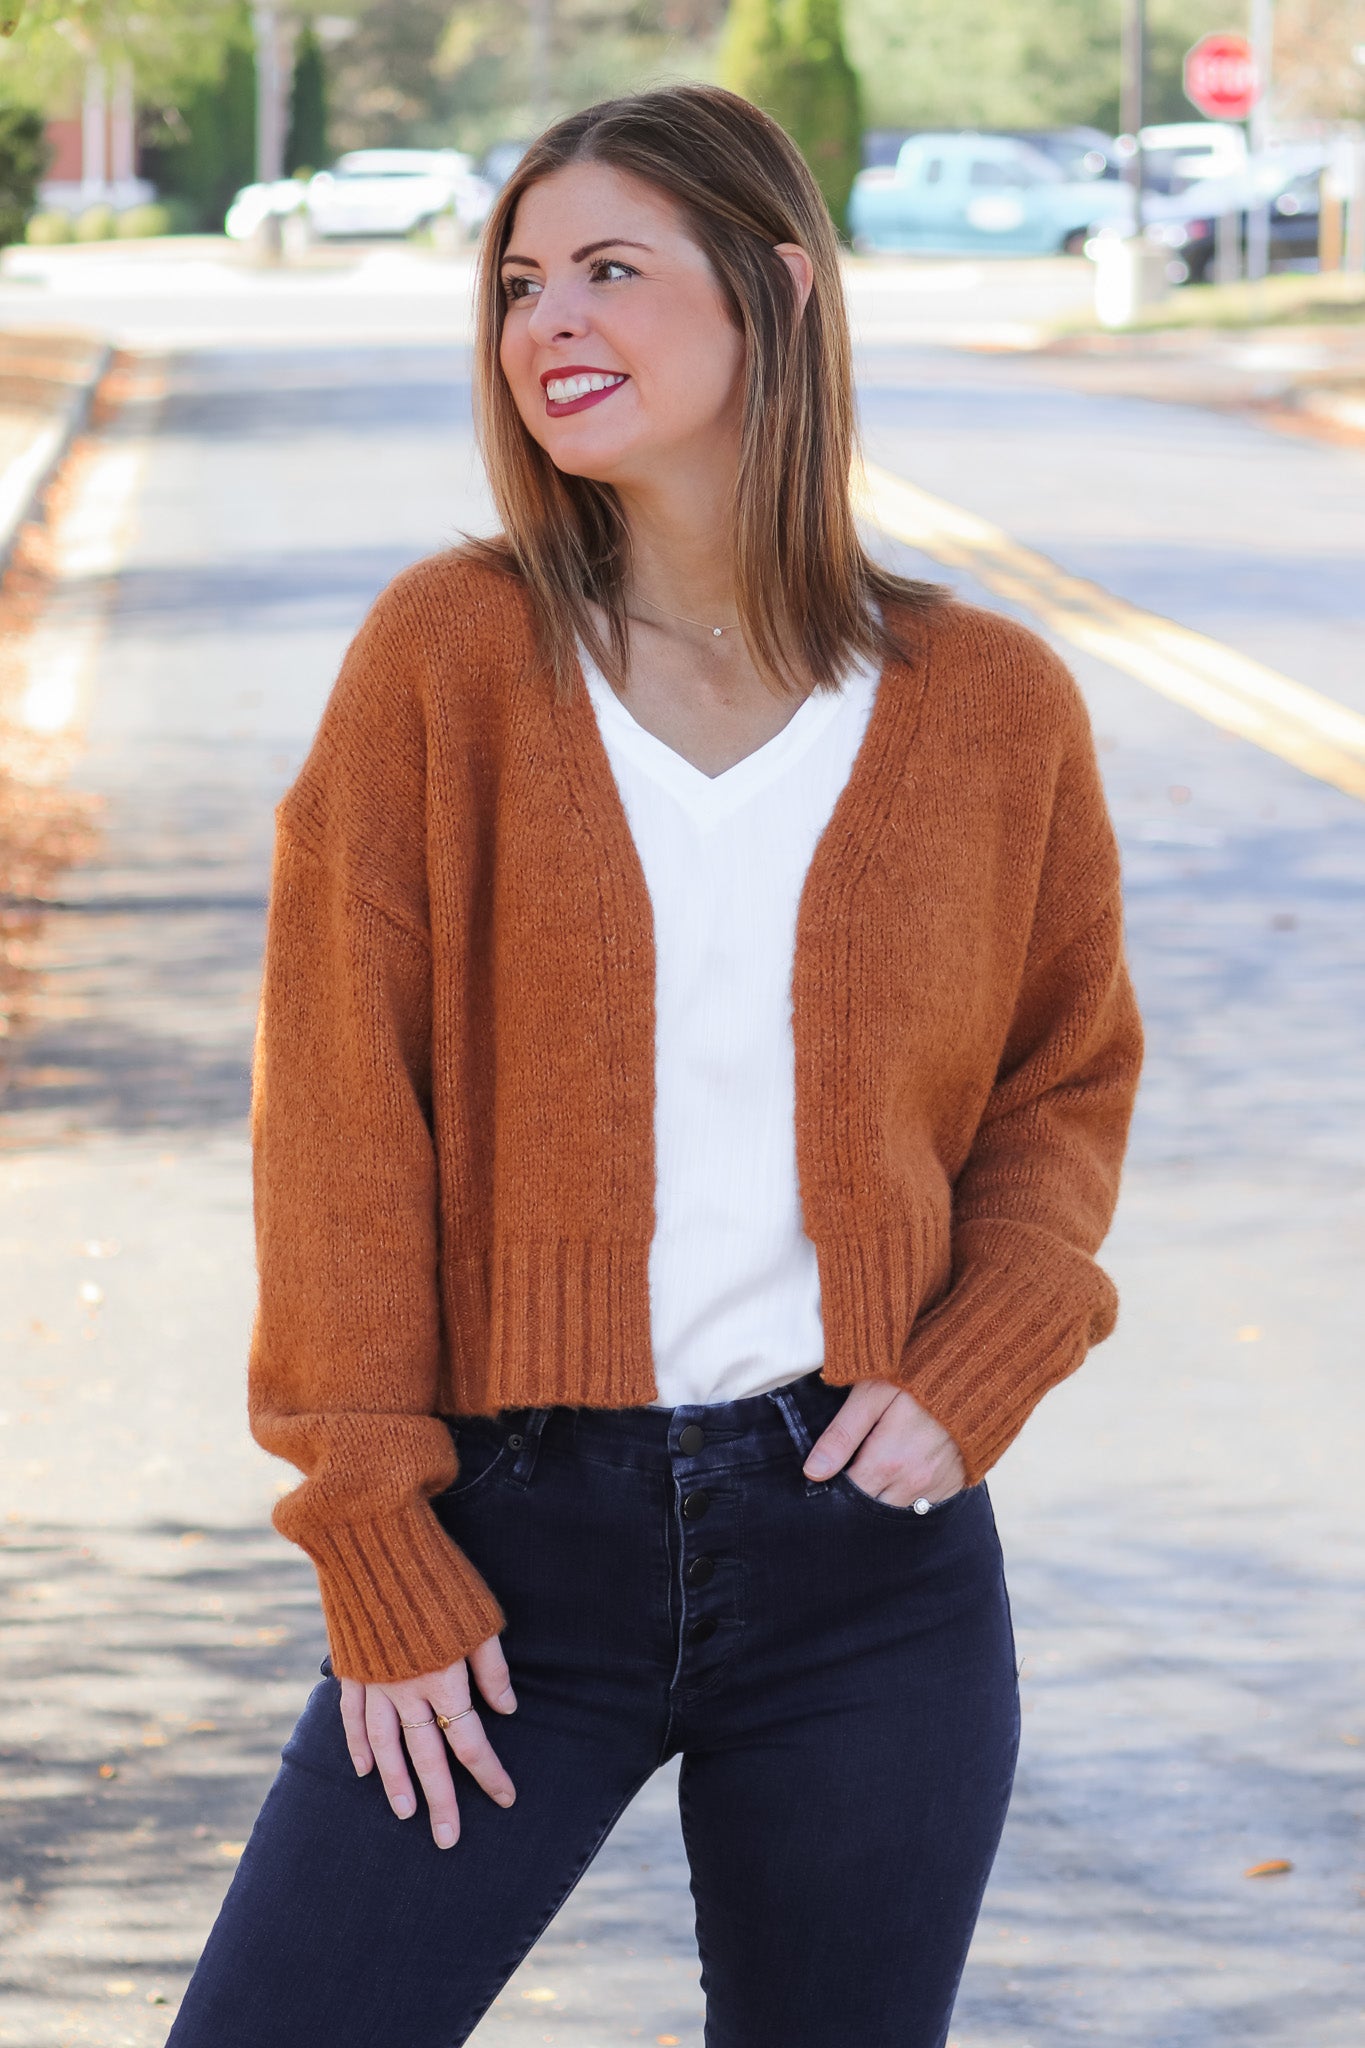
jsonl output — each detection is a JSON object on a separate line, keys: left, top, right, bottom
{"left": 497, "top": 162, "right": 748, "bottom": 493}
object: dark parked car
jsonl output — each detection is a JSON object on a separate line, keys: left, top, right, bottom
{"left": 1129, "top": 158, "right": 1322, "bottom": 283}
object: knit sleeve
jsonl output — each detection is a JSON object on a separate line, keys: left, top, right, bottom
{"left": 246, "top": 579, "right": 506, "bottom": 1685}
{"left": 896, "top": 676, "right": 1144, "bottom": 1483}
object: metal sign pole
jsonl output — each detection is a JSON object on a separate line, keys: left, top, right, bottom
{"left": 1246, "top": 0, "right": 1273, "bottom": 280}
{"left": 1121, "top": 0, "right": 1146, "bottom": 238}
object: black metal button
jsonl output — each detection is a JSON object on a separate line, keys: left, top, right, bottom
{"left": 507, "top": 1434, "right": 524, "bottom": 1450}
{"left": 687, "top": 1617, "right": 717, "bottom": 1644}
{"left": 686, "top": 1555, "right": 715, "bottom": 1587}
{"left": 682, "top": 1489, "right": 711, "bottom": 1520}
{"left": 678, "top": 1422, "right": 705, "bottom": 1455}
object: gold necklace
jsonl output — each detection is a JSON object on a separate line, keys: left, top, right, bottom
{"left": 633, "top": 592, "right": 740, "bottom": 639}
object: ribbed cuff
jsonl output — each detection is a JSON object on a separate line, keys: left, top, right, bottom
{"left": 285, "top": 1501, "right": 508, "bottom": 1685}
{"left": 895, "top": 1220, "right": 1117, "bottom": 1484}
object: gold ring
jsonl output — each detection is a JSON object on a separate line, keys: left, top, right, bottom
{"left": 434, "top": 1707, "right": 477, "bottom": 1730}
{"left": 398, "top": 1713, "right": 437, "bottom": 1729}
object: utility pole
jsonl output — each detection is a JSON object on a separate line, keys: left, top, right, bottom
{"left": 252, "top": 4, "right": 287, "bottom": 185}
{"left": 1120, "top": 0, "right": 1146, "bottom": 238}
{"left": 528, "top": 0, "right": 552, "bottom": 131}
{"left": 1245, "top": 0, "right": 1274, "bottom": 280}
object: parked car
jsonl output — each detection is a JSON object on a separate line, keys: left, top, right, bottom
{"left": 1126, "top": 121, "right": 1247, "bottom": 196}
{"left": 997, "top": 127, "right": 1119, "bottom": 182}
{"left": 847, "top": 132, "right": 1131, "bottom": 256}
{"left": 303, "top": 150, "right": 493, "bottom": 239}
{"left": 1094, "top": 152, "right": 1324, "bottom": 284}
{"left": 223, "top": 179, "right": 306, "bottom": 241}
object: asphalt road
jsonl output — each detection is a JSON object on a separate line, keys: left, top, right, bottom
{"left": 1, "top": 270, "right": 1363, "bottom": 2047}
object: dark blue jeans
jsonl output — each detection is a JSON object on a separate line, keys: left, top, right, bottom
{"left": 167, "top": 1371, "right": 1019, "bottom": 2047}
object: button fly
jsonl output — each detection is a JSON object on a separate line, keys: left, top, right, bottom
{"left": 687, "top": 1617, "right": 717, "bottom": 1645}
{"left": 678, "top": 1422, "right": 705, "bottom": 1455}
{"left": 686, "top": 1555, "right": 715, "bottom": 1586}
{"left": 682, "top": 1490, "right": 711, "bottom": 1521}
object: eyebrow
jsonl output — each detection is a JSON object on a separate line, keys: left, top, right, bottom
{"left": 500, "top": 238, "right": 655, "bottom": 269}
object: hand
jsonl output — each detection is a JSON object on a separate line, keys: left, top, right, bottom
{"left": 338, "top": 1633, "right": 517, "bottom": 1850}
{"left": 801, "top": 1381, "right": 966, "bottom": 1507}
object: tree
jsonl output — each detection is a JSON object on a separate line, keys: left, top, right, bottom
{"left": 139, "top": 4, "right": 256, "bottom": 227}
{"left": 0, "top": 98, "right": 46, "bottom": 244}
{"left": 780, "top": 0, "right": 861, "bottom": 225}
{"left": 286, "top": 21, "right": 328, "bottom": 173}
{"left": 719, "top": 0, "right": 862, "bottom": 229}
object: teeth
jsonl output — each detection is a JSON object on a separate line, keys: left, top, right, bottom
{"left": 546, "top": 373, "right": 625, "bottom": 402}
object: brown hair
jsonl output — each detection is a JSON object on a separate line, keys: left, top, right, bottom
{"left": 467, "top": 83, "right": 944, "bottom": 701}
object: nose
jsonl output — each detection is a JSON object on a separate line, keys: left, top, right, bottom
{"left": 525, "top": 278, "right": 589, "bottom": 347}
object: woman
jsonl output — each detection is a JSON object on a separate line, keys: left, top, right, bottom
{"left": 168, "top": 84, "right": 1142, "bottom": 2048}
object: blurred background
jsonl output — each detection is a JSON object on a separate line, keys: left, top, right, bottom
{"left": 1, "top": 5, "right": 1364, "bottom": 2048}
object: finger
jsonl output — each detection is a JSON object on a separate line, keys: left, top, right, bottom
{"left": 365, "top": 1688, "right": 419, "bottom": 1819}
{"left": 437, "top": 1700, "right": 517, "bottom": 1810}
{"left": 468, "top": 1634, "right": 517, "bottom": 1713}
{"left": 400, "top": 1724, "right": 463, "bottom": 1849}
{"left": 803, "top": 1382, "right": 897, "bottom": 1478}
{"left": 338, "top": 1676, "right": 374, "bottom": 1776}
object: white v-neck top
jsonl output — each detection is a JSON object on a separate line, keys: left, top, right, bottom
{"left": 580, "top": 644, "right": 882, "bottom": 1407}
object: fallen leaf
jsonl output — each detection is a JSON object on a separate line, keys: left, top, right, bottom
{"left": 658, "top": 2037, "right": 681, "bottom": 2045}
{"left": 1341, "top": 1733, "right": 1360, "bottom": 1747}
{"left": 141, "top": 1726, "right": 167, "bottom": 1747}
{"left": 1244, "top": 1859, "right": 1292, "bottom": 1878}
{"left": 185, "top": 1720, "right": 217, "bottom": 1734}
{"left": 522, "top": 1987, "right": 556, "bottom": 2002}
{"left": 146, "top": 1991, "right": 168, "bottom": 2004}
{"left": 104, "top": 1980, "right": 135, "bottom": 1996}
{"left": 216, "top": 1841, "right": 246, "bottom": 1859}
{"left": 98, "top": 1763, "right": 117, "bottom": 1778}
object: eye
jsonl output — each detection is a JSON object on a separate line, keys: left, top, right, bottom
{"left": 590, "top": 258, "right": 637, "bottom": 283}
{"left": 502, "top": 273, "right": 541, "bottom": 302}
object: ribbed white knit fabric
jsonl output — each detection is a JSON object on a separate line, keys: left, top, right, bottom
{"left": 579, "top": 644, "right": 881, "bottom": 1408}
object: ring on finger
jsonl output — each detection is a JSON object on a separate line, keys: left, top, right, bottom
{"left": 398, "top": 1713, "right": 437, "bottom": 1729}
{"left": 434, "top": 1706, "right": 478, "bottom": 1731}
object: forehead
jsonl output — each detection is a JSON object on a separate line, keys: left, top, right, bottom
{"left": 505, "top": 161, "right": 693, "bottom": 252}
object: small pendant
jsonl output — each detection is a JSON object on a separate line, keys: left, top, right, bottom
{"left": 712, "top": 627, "right": 722, "bottom": 637}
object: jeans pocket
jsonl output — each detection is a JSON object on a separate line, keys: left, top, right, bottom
{"left": 836, "top": 1472, "right": 970, "bottom": 1519}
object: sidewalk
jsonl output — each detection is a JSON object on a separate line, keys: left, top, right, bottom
{"left": 0, "top": 332, "right": 110, "bottom": 572}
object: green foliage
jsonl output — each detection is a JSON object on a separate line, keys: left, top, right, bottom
{"left": 115, "top": 199, "right": 191, "bottom": 236}
{"left": 25, "top": 207, "right": 70, "bottom": 244}
{"left": 719, "top": 0, "right": 861, "bottom": 228}
{"left": 842, "top": 0, "right": 1232, "bottom": 137}
{"left": 286, "top": 22, "right": 328, "bottom": 175}
{"left": 140, "top": 4, "right": 256, "bottom": 229}
{"left": 0, "top": 0, "right": 246, "bottom": 109}
{"left": 0, "top": 96, "right": 45, "bottom": 246}
{"left": 74, "top": 200, "right": 116, "bottom": 239}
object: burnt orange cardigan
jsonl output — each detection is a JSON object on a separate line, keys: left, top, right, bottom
{"left": 248, "top": 553, "right": 1143, "bottom": 1684}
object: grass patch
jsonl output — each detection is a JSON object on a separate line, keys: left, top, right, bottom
{"left": 1053, "top": 268, "right": 1365, "bottom": 338}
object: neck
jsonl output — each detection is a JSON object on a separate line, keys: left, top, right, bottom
{"left": 614, "top": 439, "right": 740, "bottom": 628}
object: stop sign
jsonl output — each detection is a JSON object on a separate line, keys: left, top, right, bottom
{"left": 1183, "top": 32, "right": 1261, "bottom": 121}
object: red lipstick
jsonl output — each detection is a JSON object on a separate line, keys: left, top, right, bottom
{"left": 540, "top": 365, "right": 630, "bottom": 419}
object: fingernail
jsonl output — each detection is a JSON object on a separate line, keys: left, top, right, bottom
{"left": 393, "top": 1796, "right": 415, "bottom": 1818}
{"left": 496, "top": 1789, "right": 515, "bottom": 1807}
{"left": 805, "top": 1455, "right": 833, "bottom": 1478}
{"left": 499, "top": 1688, "right": 517, "bottom": 1712}
{"left": 354, "top": 1759, "right": 370, "bottom": 1777}
{"left": 434, "top": 1822, "right": 456, "bottom": 1848}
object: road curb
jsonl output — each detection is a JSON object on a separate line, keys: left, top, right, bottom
{"left": 0, "top": 331, "right": 113, "bottom": 578}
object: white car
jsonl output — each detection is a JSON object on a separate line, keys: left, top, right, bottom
{"left": 1132, "top": 122, "right": 1247, "bottom": 195}
{"left": 304, "top": 150, "right": 493, "bottom": 239}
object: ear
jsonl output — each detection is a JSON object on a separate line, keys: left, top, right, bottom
{"left": 772, "top": 241, "right": 814, "bottom": 318}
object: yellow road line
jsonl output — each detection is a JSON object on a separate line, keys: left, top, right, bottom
{"left": 856, "top": 459, "right": 1365, "bottom": 804}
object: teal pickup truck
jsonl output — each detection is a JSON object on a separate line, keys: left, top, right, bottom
{"left": 848, "top": 132, "right": 1132, "bottom": 256}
